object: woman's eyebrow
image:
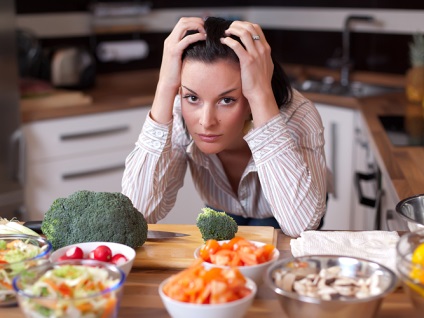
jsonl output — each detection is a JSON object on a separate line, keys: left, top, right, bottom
{"left": 181, "top": 85, "right": 238, "bottom": 96}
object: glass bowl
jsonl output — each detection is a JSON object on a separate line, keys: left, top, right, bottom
{"left": 396, "top": 228, "right": 424, "bottom": 313}
{"left": 13, "top": 259, "right": 125, "bottom": 318}
{"left": 0, "top": 234, "right": 52, "bottom": 306}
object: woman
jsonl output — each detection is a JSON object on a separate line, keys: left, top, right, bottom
{"left": 122, "top": 17, "right": 327, "bottom": 237}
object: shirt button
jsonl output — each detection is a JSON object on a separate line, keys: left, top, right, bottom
{"left": 153, "top": 141, "right": 161, "bottom": 148}
{"left": 155, "top": 130, "right": 164, "bottom": 137}
{"left": 256, "top": 151, "right": 262, "bottom": 159}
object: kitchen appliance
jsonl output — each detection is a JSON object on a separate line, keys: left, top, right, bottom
{"left": 0, "top": 0, "right": 24, "bottom": 219}
{"left": 51, "top": 47, "right": 96, "bottom": 89}
{"left": 379, "top": 115, "right": 424, "bottom": 146}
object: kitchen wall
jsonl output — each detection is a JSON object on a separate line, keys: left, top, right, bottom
{"left": 14, "top": 1, "right": 424, "bottom": 76}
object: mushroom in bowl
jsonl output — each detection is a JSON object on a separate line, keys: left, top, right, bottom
{"left": 264, "top": 255, "right": 397, "bottom": 318}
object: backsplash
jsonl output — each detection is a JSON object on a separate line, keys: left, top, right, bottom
{"left": 15, "top": 2, "right": 424, "bottom": 76}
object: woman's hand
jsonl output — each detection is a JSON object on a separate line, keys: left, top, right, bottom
{"left": 221, "top": 21, "right": 279, "bottom": 127}
{"left": 152, "top": 17, "right": 206, "bottom": 124}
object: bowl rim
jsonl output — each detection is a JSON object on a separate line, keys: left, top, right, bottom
{"left": 264, "top": 254, "right": 398, "bottom": 304}
{"left": 12, "top": 259, "right": 125, "bottom": 300}
{"left": 395, "top": 193, "right": 424, "bottom": 226}
{"left": 50, "top": 241, "right": 136, "bottom": 263}
{"left": 159, "top": 275, "right": 257, "bottom": 308}
{"left": 194, "top": 239, "right": 280, "bottom": 269}
{"left": 0, "top": 234, "right": 53, "bottom": 263}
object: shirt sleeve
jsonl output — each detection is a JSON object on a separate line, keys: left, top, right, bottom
{"left": 244, "top": 93, "right": 327, "bottom": 237}
{"left": 121, "top": 108, "right": 188, "bottom": 223}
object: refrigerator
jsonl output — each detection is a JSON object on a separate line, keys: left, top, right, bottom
{"left": 0, "top": 0, "right": 24, "bottom": 220}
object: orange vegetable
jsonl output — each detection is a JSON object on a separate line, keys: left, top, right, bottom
{"left": 162, "top": 259, "right": 251, "bottom": 304}
{"left": 199, "top": 237, "right": 275, "bottom": 267}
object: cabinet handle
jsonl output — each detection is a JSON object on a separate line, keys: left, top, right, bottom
{"left": 8, "top": 129, "right": 26, "bottom": 186}
{"left": 60, "top": 126, "right": 129, "bottom": 141}
{"left": 354, "top": 172, "right": 378, "bottom": 207}
{"left": 330, "top": 122, "right": 337, "bottom": 199}
{"left": 62, "top": 164, "right": 125, "bottom": 180}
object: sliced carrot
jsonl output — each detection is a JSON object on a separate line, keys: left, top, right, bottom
{"left": 100, "top": 297, "right": 117, "bottom": 318}
{"left": 200, "top": 237, "right": 275, "bottom": 267}
{"left": 163, "top": 261, "right": 250, "bottom": 304}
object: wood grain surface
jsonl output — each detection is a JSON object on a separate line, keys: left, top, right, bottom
{"left": 135, "top": 224, "right": 277, "bottom": 269}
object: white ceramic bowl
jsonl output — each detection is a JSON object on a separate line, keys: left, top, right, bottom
{"left": 194, "top": 240, "right": 280, "bottom": 285}
{"left": 159, "top": 275, "right": 256, "bottom": 318}
{"left": 50, "top": 241, "right": 135, "bottom": 277}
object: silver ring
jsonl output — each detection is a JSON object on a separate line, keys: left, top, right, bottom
{"left": 252, "top": 35, "right": 260, "bottom": 41}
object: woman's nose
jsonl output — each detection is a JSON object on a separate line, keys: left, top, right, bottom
{"left": 199, "top": 105, "right": 218, "bottom": 128}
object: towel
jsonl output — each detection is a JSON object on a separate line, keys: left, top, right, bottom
{"left": 290, "top": 231, "right": 400, "bottom": 274}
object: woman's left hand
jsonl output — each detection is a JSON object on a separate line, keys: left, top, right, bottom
{"left": 221, "top": 21, "right": 279, "bottom": 126}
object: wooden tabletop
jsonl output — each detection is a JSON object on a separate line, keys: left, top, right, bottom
{"left": 3, "top": 229, "right": 417, "bottom": 318}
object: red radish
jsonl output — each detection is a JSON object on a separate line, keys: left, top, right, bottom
{"left": 92, "top": 245, "right": 112, "bottom": 262}
{"left": 111, "top": 253, "right": 128, "bottom": 266}
{"left": 65, "top": 246, "right": 84, "bottom": 259}
{"left": 58, "top": 255, "right": 69, "bottom": 261}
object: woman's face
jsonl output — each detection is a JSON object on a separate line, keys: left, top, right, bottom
{"left": 180, "top": 59, "right": 251, "bottom": 155}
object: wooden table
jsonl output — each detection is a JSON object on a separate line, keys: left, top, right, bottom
{"left": 3, "top": 230, "right": 418, "bottom": 317}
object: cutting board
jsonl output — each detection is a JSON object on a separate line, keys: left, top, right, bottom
{"left": 20, "top": 90, "right": 92, "bottom": 110}
{"left": 134, "top": 224, "right": 277, "bottom": 269}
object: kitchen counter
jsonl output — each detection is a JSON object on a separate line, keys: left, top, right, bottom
{"left": 19, "top": 67, "right": 423, "bottom": 204}
{"left": 3, "top": 226, "right": 416, "bottom": 317}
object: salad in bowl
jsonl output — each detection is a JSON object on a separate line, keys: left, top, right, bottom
{"left": 0, "top": 234, "right": 52, "bottom": 305}
{"left": 13, "top": 259, "right": 125, "bottom": 318}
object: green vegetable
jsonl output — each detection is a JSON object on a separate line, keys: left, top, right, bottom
{"left": 41, "top": 190, "right": 148, "bottom": 250}
{"left": 196, "top": 207, "right": 238, "bottom": 241}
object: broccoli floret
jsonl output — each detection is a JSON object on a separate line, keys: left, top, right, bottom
{"left": 41, "top": 190, "right": 148, "bottom": 251}
{"left": 196, "top": 207, "right": 238, "bottom": 241}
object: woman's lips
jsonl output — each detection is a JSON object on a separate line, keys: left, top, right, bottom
{"left": 197, "top": 134, "right": 222, "bottom": 143}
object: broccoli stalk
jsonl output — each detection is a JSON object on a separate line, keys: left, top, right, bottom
{"left": 196, "top": 207, "right": 238, "bottom": 241}
{"left": 41, "top": 190, "right": 148, "bottom": 250}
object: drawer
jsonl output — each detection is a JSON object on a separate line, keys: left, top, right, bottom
{"left": 23, "top": 107, "right": 150, "bottom": 162}
{"left": 24, "top": 146, "right": 132, "bottom": 220}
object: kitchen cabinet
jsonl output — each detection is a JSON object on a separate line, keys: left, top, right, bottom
{"left": 350, "top": 112, "right": 407, "bottom": 231}
{"left": 22, "top": 106, "right": 203, "bottom": 223}
{"left": 23, "top": 107, "right": 150, "bottom": 220}
{"left": 315, "top": 103, "right": 356, "bottom": 230}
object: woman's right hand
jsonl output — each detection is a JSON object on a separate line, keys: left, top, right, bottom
{"left": 151, "top": 17, "right": 206, "bottom": 124}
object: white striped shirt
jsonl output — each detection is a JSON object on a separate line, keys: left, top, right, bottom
{"left": 122, "top": 89, "right": 327, "bottom": 237}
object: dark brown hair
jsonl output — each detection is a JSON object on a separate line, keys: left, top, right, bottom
{"left": 182, "top": 17, "right": 293, "bottom": 107}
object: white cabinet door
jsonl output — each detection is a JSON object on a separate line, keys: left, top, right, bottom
{"left": 25, "top": 146, "right": 132, "bottom": 220}
{"left": 23, "top": 107, "right": 150, "bottom": 221}
{"left": 23, "top": 108, "right": 149, "bottom": 162}
{"left": 316, "top": 104, "right": 355, "bottom": 230}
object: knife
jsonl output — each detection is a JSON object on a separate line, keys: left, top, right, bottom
{"left": 23, "top": 221, "right": 189, "bottom": 240}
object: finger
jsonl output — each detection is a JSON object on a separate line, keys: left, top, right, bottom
{"left": 220, "top": 36, "right": 251, "bottom": 62}
{"left": 172, "top": 17, "right": 206, "bottom": 41}
{"left": 225, "top": 21, "right": 266, "bottom": 50}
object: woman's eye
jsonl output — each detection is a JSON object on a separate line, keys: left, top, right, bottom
{"left": 182, "top": 95, "right": 199, "bottom": 103}
{"left": 220, "top": 97, "right": 236, "bottom": 105}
